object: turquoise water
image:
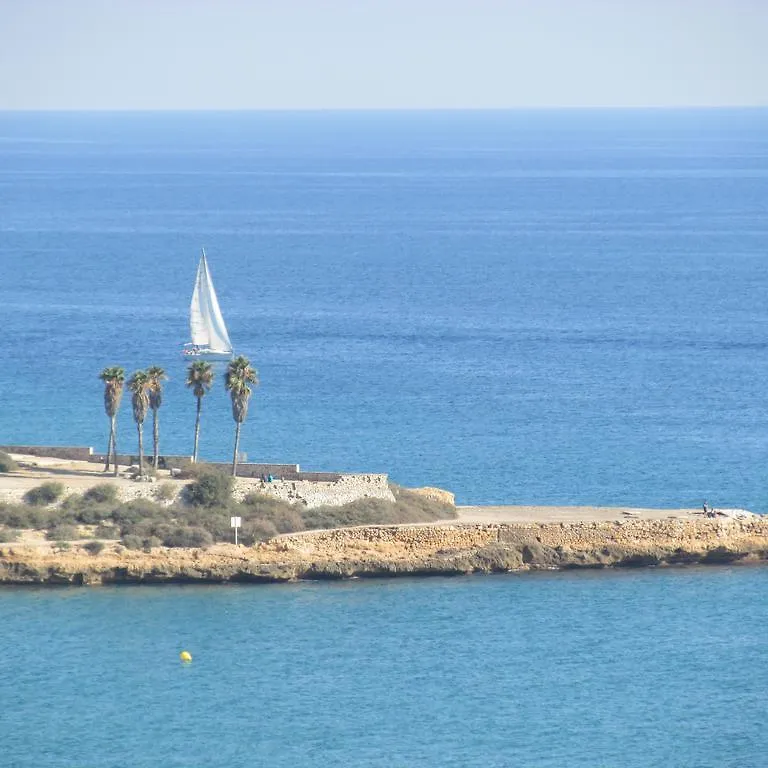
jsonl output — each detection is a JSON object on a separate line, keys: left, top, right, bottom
{"left": 1, "top": 109, "right": 768, "bottom": 507}
{"left": 2, "top": 569, "right": 767, "bottom": 767}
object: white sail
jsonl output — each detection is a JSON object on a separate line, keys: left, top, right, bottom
{"left": 189, "top": 257, "right": 209, "bottom": 347}
{"left": 189, "top": 251, "right": 233, "bottom": 353}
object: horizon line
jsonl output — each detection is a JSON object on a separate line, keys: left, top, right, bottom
{"left": 1, "top": 104, "right": 767, "bottom": 114}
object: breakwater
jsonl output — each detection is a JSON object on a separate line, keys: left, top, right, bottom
{"left": 1, "top": 517, "right": 766, "bottom": 585}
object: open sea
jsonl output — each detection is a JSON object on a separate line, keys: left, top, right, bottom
{"left": 1, "top": 109, "right": 768, "bottom": 508}
{"left": 1, "top": 110, "right": 768, "bottom": 766}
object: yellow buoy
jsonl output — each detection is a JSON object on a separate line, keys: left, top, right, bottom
{"left": 180, "top": 651, "right": 192, "bottom": 663}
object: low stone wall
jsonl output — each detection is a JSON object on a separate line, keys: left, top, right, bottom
{"left": 208, "top": 463, "right": 301, "bottom": 478}
{"left": 279, "top": 517, "right": 768, "bottom": 568}
{"left": 1, "top": 445, "right": 95, "bottom": 461}
{"left": 88, "top": 453, "right": 192, "bottom": 469}
{"left": 237, "top": 473, "right": 395, "bottom": 508}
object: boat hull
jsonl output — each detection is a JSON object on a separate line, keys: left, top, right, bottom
{"left": 182, "top": 347, "right": 234, "bottom": 360}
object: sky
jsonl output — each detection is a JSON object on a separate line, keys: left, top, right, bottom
{"left": 0, "top": 0, "right": 766, "bottom": 110}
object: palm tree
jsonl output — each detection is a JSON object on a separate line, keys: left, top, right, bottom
{"left": 225, "top": 355, "right": 259, "bottom": 477}
{"left": 99, "top": 366, "right": 125, "bottom": 477}
{"left": 185, "top": 361, "right": 214, "bottom": 463}
{"left": 127, "top": 370, "right": 150, "bottom": 475}
{"left": 146, "top": 366, "right": 168, "bottom": 469}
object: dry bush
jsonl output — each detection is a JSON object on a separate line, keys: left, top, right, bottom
{"left": 153, "top": 482, "right": 177, "bottom": 502}
{"left": 84, "top": 540, "right": 105, "bottom": 555}
{"left": 24, "top": 482, "right": 65, "bottom": 506}
{"left": 0, "top": 452, "right": 17, "bottom": 473}
{"left": 45, "top": 524, "right": 81, "bottom": 541}
{"left": 83, "top": 484, "right": 119, "bottom": 505}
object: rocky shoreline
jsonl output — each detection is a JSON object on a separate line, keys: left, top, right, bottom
{"left": 1, "top": 517, "right": 767, "bottom": 585}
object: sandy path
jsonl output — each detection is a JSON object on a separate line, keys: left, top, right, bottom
{"left": 456, "top": 505, "right": 703, "bottom": 524}
{"left": 0, "top": 453, "right": 183, "bottom": 499}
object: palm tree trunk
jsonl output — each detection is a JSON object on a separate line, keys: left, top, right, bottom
{"left": 192, "top": 396, "right": 202, "bottom": 462}
{"left": 111, "top": 415, "right": 119, "bottom": 477}
{"left": 104, "top": 426, "right": 113, "bottom": 472}
{"left": 232, "top": 421, "right": 241, "bottom": 477}
{"left": 152, "top": 408, "right": 159, "bottom": 469}
{"left": 137, "top": 421, "right": 144, "bottom": 475}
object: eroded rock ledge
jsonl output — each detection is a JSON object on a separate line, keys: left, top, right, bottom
{"left": 1, "top": 518, "right": 767, "bottom": 585}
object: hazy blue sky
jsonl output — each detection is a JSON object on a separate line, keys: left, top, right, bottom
{"left": 1, "top": 0, "right": 766, "bottom": 109}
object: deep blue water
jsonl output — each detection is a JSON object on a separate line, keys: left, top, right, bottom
{"left": 1, "top": 109, "right": 767, "bottom": 507}
{"left": 2, "top": 569, "right": 767, "bottom": 767}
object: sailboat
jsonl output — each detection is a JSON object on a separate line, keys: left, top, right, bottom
{"left": 182, "top": 249, "right": 234, "bottom": 359}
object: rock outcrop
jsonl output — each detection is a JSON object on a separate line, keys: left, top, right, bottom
{"left": 1, "top": 517, "right": 767, "bottom": 586}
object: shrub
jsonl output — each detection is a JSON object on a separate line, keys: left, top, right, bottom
{"left": 84, "top": 540, "right": 105, "bottom": 555}
{"left": 24, "top": 482, "right": 65, "bottom": 506}
{"left": 161, "top": 526, "right": 214, "bottom": 548}
{"left": 143, "top": 536, "right": 162, "bottom": 552}
{"left": 0, "top": 527, "right": 18, "bottom": 543}
{"left": 59, "top": 493, "right": 85, "bottom": 514}
{"left": 75, "top": 504, "right": 110, "bottom": 525}
{"left": 46, "top": 524, "right": 80, "bottom": 541}
{"left": 94, "top": 524, "right": 121, "bottom": 539}
{"left": 176, "top": 507, "right": 231, "bottom": 541}
{"left": 121, "top": 534, "right": 143, "bottom": 550}
{"left": 390, "top": 485, "right": 457, "bottom": 522}
{"left": 110, "top": 499, "right": 171, "bottom": 530}
{"left": 54, "top": 541, "right": 71, "bottom": 552}
{"left": 83, "top": 483, "right": 119, "bottom": 505}
{"left": 184, "top": 469, "right": 234, "bottom": 508}
{"left": 240, "top": 519, "right": 279, "bottom": 545}
{"left": 0, "top": 503, "right": 52, "bottom": 530}
{"left": 0, "top": 451, "right": 17, "bottom": 473}
{"left": 153, "top": 482, "right": 177, "bottom": 503}
{"left": 301, "top": 488, "right": 456, "bottom": 532}
{"left": 239, "top": 493, "right": 305, "bottom": 533}
{"left": 59, "top": 494, "right": 111, "bottom": 525}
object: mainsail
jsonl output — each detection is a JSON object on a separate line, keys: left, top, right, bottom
{"left": 189, "top": 250, "right": 233, "bottom": 353}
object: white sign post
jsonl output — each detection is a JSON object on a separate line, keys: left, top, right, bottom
{"left": 230, "top": 516, "right": 242, "bottom": 546}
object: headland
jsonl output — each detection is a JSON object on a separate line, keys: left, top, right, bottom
{"left": 0, "top": 448, "right": 764, "bottom": 585}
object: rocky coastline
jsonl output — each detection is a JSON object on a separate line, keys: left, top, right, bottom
{"left": 2, "top": 517, "right": 767, "bottom": 586}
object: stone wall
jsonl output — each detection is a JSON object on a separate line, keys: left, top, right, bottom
{"left": 88, "top": 453, "right": 192, "bottom": 469}
{"left": 236, "top": 473, "right": 394, "bottom": 508}
{"left": 0, "top": 445, "right": 95, "bottom": 461}
{"left": 207, "top": 462, "right": 301, "bottom": 478}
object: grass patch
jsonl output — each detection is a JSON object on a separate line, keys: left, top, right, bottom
{"left": 0, "top": 527, "right": 19, "bottom": 543}
{"left": 24, "top": 482, "right": 65, "bottom": 506}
